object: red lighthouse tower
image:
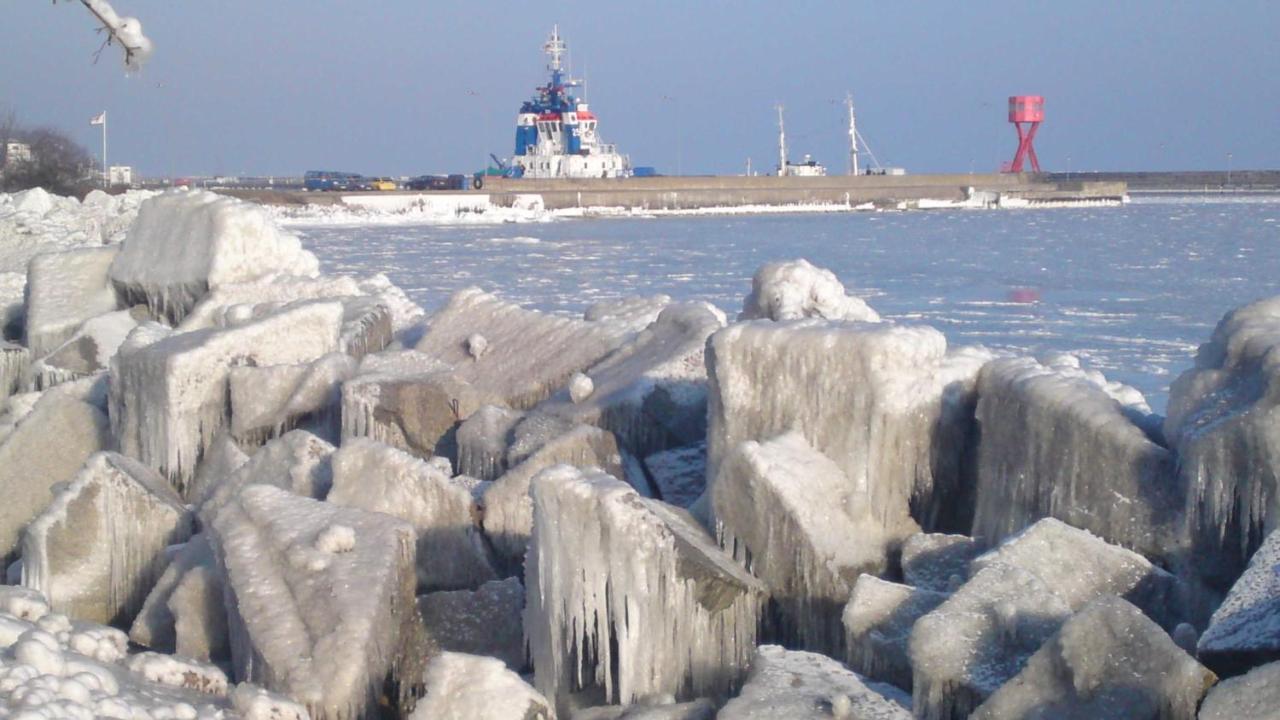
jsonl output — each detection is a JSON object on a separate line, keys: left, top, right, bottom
{"left": 1005, "top": 95, "right": 1044, "bottom": 173}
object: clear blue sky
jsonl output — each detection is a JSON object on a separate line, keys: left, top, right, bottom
{"left": 3, "top": 1, "right": 1277, "bottom": 177}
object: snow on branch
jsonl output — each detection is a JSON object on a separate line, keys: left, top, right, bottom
{"left": 64, "top": 0, "right": 154, "bottom": 70}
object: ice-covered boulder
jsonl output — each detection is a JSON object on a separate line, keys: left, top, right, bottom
{"left": 0, "top": 378, "right": 111, "bottom": 565}
{"left": 23, "top": 246, "right": 120, "bottom": 358}
{"left": 1198, "top": 660, "right": 1280, "bottom": 720}
{"left": 327, "top": 438, "right": 497, "bottom": 592}
{"left": 1198, "top": 529, "right": 1280, "bottom": 676}
{"left": 130, "top": 534, "right": 229, "bottom": 662}
{"left": 187, "top": 434, "right": 250, "bottom": 513}
{"left": 417, "top": 577, "right": 524, "bottom": 669}
{"left": 110, "top": 190, "right": 320, "bottom": 324}
{"left": 0, "top": 340, "right": 28, "bottom": 399}
{"left": 971, "top": 597, "right": 1215, "bottom": 720}
{"left": 210, "top": 484, "right": 427, "bottom": 720}
{"left": 21, "top": 452, "right": 193, "bottom": 626}
{"left": 644, "top": 441, "right": 706, "bottom": 508}
{"left": 900, "top": 533, "right": 983, "bottom": 593}
{"left": 196, "top": 429, "right": 335, "bottom": 523}
{"left": 909, "top": 562, "right": 1073, "bottom": 719}
{"left": 573, "top": 699, "right": 715, "bottom": 720}
{"left": 414, "top": 287, "right": 634, "bottom": 410}
{"left": 228, "top": 352, "right": 357, "bottom": 446}
{"left": 718, "top": 645, "right": 912, "bottom": 719}
{"left": 843, "top": 575, "right": 949, "bottom": 692}
{"left": 525, "top": 466, "right": 764, "bottom": 713}
{"left": 713, "top": 431, "right": 891, "bottom": 656}
{"left": 341, "top": 360, "right": 481, "bottom": 463}
{"left": 536, "top": 303, "right": 724, "bottom": 457}
{"left": 707, "top": 320, "right": 984, "bottom": 545}
{"left": 409, "top": 651, "right": 552, "bottom": 720}
{"left": 971, "top": 356, "right": 1178, "bottom": 560}
{"left": 456, "top": 404, "right": 525, "bottom": 481}
{"left": 26, "top": 308, "right": 143, "bottom": 391}
{"left": 110, "top": 300, "right": 343, "bottom": 495}
{"left": 482, "top": 423, "right": 640, "bottom": 574}
{"left": 178, "top": 275, "right": 363, "bottom": 332}
{"left": 584, "top": 294, "right": 675, "bottom": 330}
{"left": 738, "top": 259, "right": 881, "bottom": 323}
{"left": 1164, "top": 297, "right": 1280, "bottom": 590}
{"left": 971, "top": 518, "right": 1183, "bottom": 627}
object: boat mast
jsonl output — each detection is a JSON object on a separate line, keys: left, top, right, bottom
{"left": 776, "top": 104, "right": 787, "bottom": 177}
{"left": 846, "top": 92, "right": 859, "bottom": 176}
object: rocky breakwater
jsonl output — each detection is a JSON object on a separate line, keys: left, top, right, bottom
{"left": 0, "top": 190, "right": 1275, "bottom": 718}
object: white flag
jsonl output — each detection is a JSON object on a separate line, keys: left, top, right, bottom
{"left": 90, "top": 112, "right": 106, "bottom": 126}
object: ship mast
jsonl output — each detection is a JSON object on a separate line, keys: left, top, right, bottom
{"left": 776, "top": 104, "right": 787, "bottom": 177}
{"left": 544, "top": 24, "right": 566, "bottom": 72}
{"left": 846, "top": 92, "right": 859, "bottom": 176}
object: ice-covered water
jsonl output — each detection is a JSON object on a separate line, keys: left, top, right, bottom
{"left": 294, "top": 195, "right": 1280, "bottom": 411}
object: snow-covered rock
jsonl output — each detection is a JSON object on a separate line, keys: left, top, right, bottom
{"left": 209, "top": 485, "right": 427, "bottom": 720}
{"left": 717, "top": 645, "right": 912, "bottom": 719}
{"left": 110, "top": 190, "right": 320, "bottom": 324}
{"left": 110, "top": 301, "right": 343, "bottom": 495}
{"left": 131, "top": 534, "right": 228, "bottom": 662}
{"left": 228, "top": 352, "right": 357, "bottom": 447}
{"left": 643, "top": 442, "right": 706, "bottom": 508}
{"left": 584, "top": 294, "right": 674, "bottom": 330}
{"left": 337, "top": 295, "right": 394, "bottom": 359}
{"left": 21, "top": 452, "right": 193, "bottom": 627}
{"left": 408, "top": 651, "right": 552, "bottom": 720}
{"left": 327, "top": 438, "right": 497, "bottom": 592}
{"left": 23, "top": 246, "right": 120, "bottom": 358}
{"left": 900, "top": 533, "right": 983, "bottom": 593}
{"left": 196, "top": 430, "right": 335, "bottom": 523}
{"left": 417, "top": 577, "right": 524, "bottom": 670}
{"left": 414, "top": 287, "right": 634, "bottom": 409}
{"left": 536, "top": 303, "right": 724, "bottom": 457}
{"left": 738, "top": 259, "right": 881, "bottom": 323}
{"left": 1198, "top": 660, "right": 1280, "bottom": 720}
{"left": 27, "top": 308, "right": 143, "bottom": 391}
{"left": 843, "top": 576, "right": 949, "bottom": 692}
{"left": 340, "top": 364, "right": 481, "bottom": 462}
{"left": 1164, "top": 297, "right": 1280, "bottom": 591}
{"left": 482, "top": 424, "right": 638, "bottom": 574}
{"left": 713, "top": 431, "right": 891, "bottom": 656}
{"left": 971, "top": 356, "right": 1178, "bottom": 560}
{"left": 0, "top": 379, "right": 111, "bottom": 564}
{"left": 525, "top": 466, "right": 764, "bottom": 713}
{"left": 455, "top": 404, "right": 524, "bottom": 481}
{"left": 1198, "top": 529, "right": 1280, "bottom": 676}
{"left": 971, "top": 597, "right": 1215, "bottom": 720}
{"left": 178, "top": 276, "right": 362, "bottom": 332}
{"left": 0, "top": 340, "right": 28, "bottom": 399}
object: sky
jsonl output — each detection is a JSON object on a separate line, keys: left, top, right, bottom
{"left": 3, "top": 1, "right": 1277, "bottom": 178}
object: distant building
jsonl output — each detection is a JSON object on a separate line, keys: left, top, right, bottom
{"left": 3, "top": 141, "right": 31, "bottom": 169}
{"left": 109, "top": 165, "right": 133, "bottom": 186}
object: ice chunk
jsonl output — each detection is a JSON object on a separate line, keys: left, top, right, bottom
{"left": 738, "top": 259, "right": 881, "bottom": 323}
{"left": 409, "top": 651, "right": 552, "bottom": 720}
{"left": 525, "top": 466, "right": 764, "bottom": 713}
{"left": 1198, "top": 529, "right": 1280, "bottom": 676}
{"left": 643, "top": 441, "right": 706, "bottom": 508}
{"left": 536, "top": 303, "right": 724, "bottom": 457}
{"left": 110, "top": 190, "right": 320, "bottom": 324}
{"left": 232, "top": 683, "right": 313, "bottom": 720}
{"left": 414, "top": 287, "right": 634, "bottom": 410}
{"left": 482, "top": 424, "right": 638, "bottom": 574}
{"left": 1198, "top": 660, "right": 1280, "bottom": 720}
{"left": 131, "top": 534, "right": 229, "bottom": 662}
{"left": 210, "top": 484, "right": 427, "bottom": 720}
{"left": 23, "top": 246, "right": 120, "bottom": 358}
{"left": 178, "top": 275, "right": 362, "bottom": 331}
{"left": 971, "top": 597, "right": 1215, "bottom": 720}
{"left": 0, "top": 585, "right": 50, "bottom": 623}
{"left": 22, "top": 452, "right": 193, "bottom": 626}
{"left": 417, "top": 577, "right": 525, "bottom": 669}
{"left": 718, "top": 645, "right": 911, "bottom": 719}
{"left": 0, "top": 380, "right": 111, "bottom": 564}
{"left": 110, "top": 300, "right": 343, "bottom": 495}
{"left": 900, "top": 533, "right": 983, "bottom": 593}
{"left": 584, "top": 294, "right": 674, "bottom": 330}
{"left": 196, "top": 429, "right": 335, "bottom": 523}
{"left": 573, "top": 699, "right": 715, "bottom": 720}
{"left": 456, "top": 404, "right": 524, "bottom": 481}
{"left": 971, "top": 356, "right": 1180, "bottom": 560}
{"left": 228, "top": 352, "right": 357, "bottom": 447}
{"left": 707, "top": 320, "right": 967, "bottom": 545}
{"left": 27, "top": 308, "right": 142, "bottom": 391}
{"left": 1163, "top": 297, "right": 1280, "bottom": 590}
{"left": 971, "top": 517, "right": 1183, "bottom": 627}
{"left": 338, "top": 295, "right": 394, "bottom": 359}
{"left": 909, "top": 562, "right": 1073, "bottom": 719}
{"left": 843, "top": 576, "right": 949, "bottom": 692}
{"left": 357, "top": 272, "right": 425, "bottom": 335}
{"left": 327, "top": 438, "right": 497, "bottom": 592}
{"left": 126, "top": 651, "right": 228, "bottom": 695}
{"left": 341, "top": 367, "right": 481, "bottom": 463}
{"left": 713, "top": 431, "right": 891, "bottom": 656}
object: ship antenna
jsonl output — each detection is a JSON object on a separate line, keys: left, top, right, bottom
{"left": 545, "top": 25, "right": 566, "bottom": 72}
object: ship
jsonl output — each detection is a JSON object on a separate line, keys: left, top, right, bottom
{"left": 509, "top": 26, "right": 632, "bottom": 180}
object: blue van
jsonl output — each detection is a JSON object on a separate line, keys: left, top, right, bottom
{"left": 304, "top": 171, "right": 360, "bottom": 191}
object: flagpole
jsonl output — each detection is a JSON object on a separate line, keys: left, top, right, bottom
{"left": 102, "top": 112, "right": 108, "bottom": 188}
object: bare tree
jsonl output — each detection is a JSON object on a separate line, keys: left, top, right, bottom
{"left": 54, "top": 0, "right": 153, "bottom": 69}
{"left": 1, "top": 126, "right": 95, "bottom": 196}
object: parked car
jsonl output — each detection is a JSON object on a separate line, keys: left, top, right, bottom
{"left": 304, "top": 170, "right": 362, "bottom": 191}
{"left": 405, "top": 174, "right": 466, "bottom": 191}
{"left": 370, "top": 177, "right": 398, "bottom": 191}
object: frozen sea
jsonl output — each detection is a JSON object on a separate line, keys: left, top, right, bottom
{"left": 293, "top": 194, "right": 1280, "bottom": 412}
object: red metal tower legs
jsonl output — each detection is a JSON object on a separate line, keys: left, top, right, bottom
{"left": 1011, "top": 121, "right": 1041, "bottom": 173}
